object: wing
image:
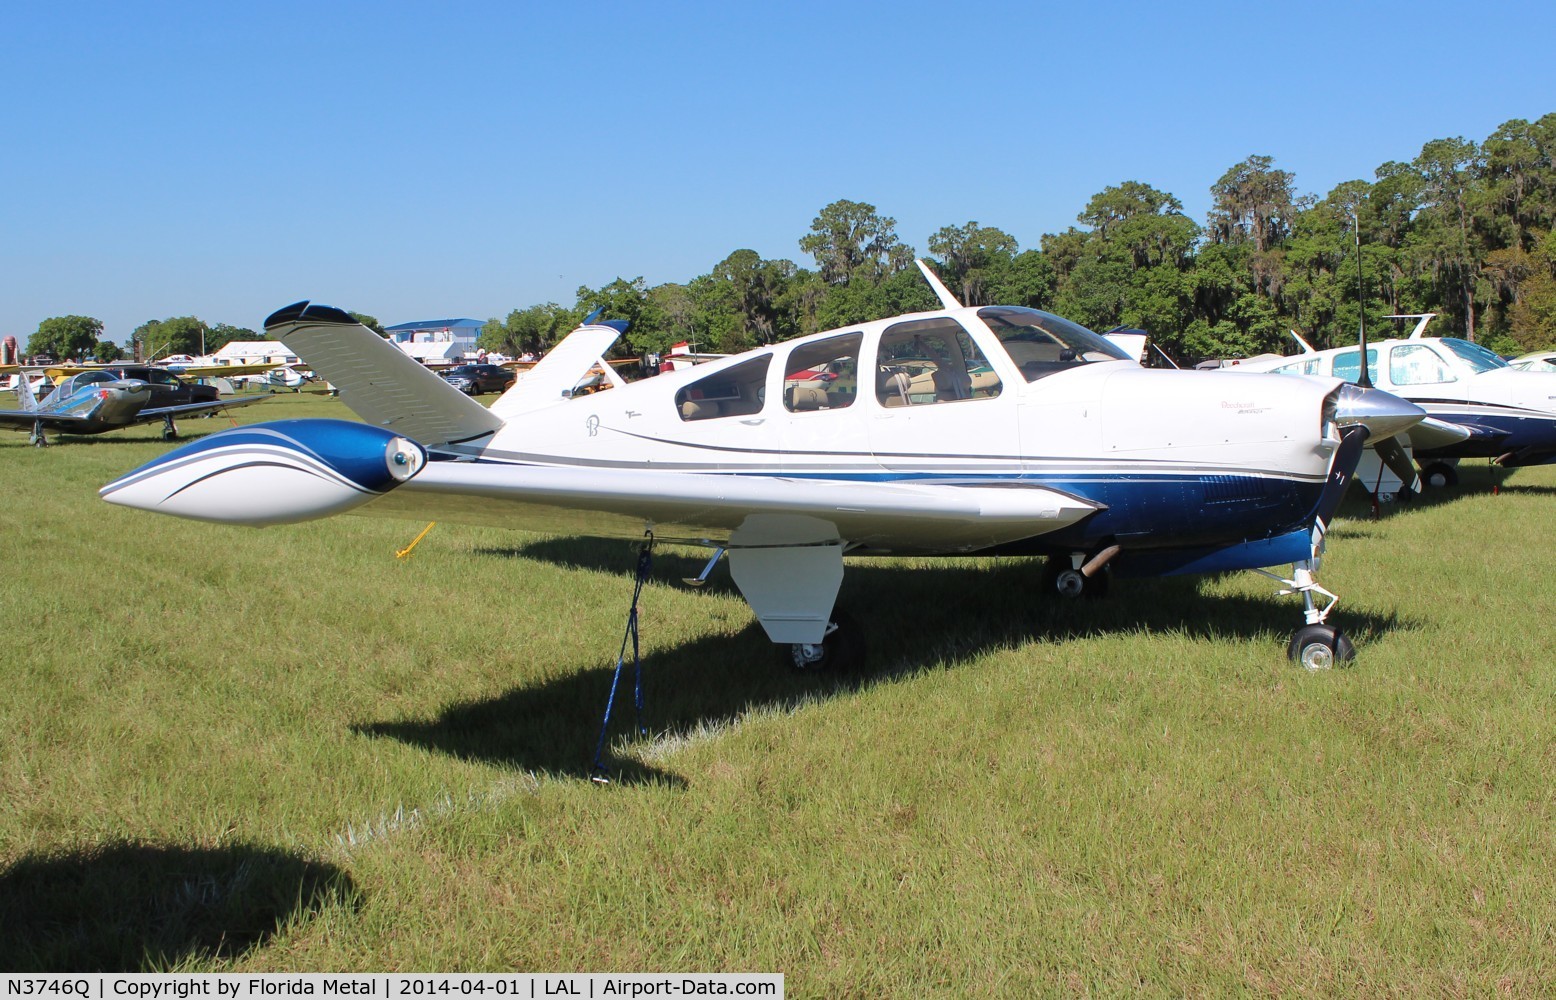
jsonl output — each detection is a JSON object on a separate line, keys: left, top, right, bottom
{"left": 168, "top": 363, "right": 282, "bottom": 378}
{"left": 136, "top": 394, "right": 277, "bottom": 420}
{"left": 1406, "top": 416, "right": 1474, "bottom": 451}
{"left": 0, "top": 409, "right": 99, "bottom": 429}
{"left": 361, "top": 461, "right": 1103, "bottom": 554}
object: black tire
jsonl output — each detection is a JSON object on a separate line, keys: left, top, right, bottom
{"left": 1042, "top": 558, "right": 1110, "bottom": 599}
{"left": 782, "top": 610, "right": 866, "bottom": 673}
{"left": 1422, "top": 461, "right": 1458, "bottom": 488}
{"left": 1286, "top": 624, "right": 1356, "bottom": 671}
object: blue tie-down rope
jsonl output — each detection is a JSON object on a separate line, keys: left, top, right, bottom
{"left": 591, "top": 531, "right": 654, "bottom": 783}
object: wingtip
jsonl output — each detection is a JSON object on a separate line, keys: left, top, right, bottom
{"left": 264, "top": 301, "right": 359, "bottom": 331}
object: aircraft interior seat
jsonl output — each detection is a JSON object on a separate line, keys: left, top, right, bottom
{"left": 681, "top": 398, "right": 723, "bottom": 419}
{"left": 877, "top": 369, "right": 912, "bottom": 407}
{"left": 787, "top": 384, "right": 829, "bottom": 410}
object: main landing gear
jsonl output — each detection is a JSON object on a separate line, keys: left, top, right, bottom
{"left": 161, "top": 414, "right": 180, "bottom": 441}
{"left": 783, "top": 610, "right": 865, "bottom": 673}
{"left": 1043, "top": 546, "right": 1119, "bottom": 600}
{"left": 1421, "top": 461, "right": 1458, "bottom": 488}
{"left": 28, "top": 420, "right": 48, "bottom": 448}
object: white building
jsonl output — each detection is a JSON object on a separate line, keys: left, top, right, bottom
{"left": 383, "top": 318, "right": 483, "bottom": 366}
{"left": 205, "top": 341, "right": 301, "bottom": 366}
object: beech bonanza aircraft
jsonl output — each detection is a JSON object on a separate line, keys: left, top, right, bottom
{"left": 1233, "top": 314, "right": 1556, "bottom": 492}
{"left": 101, "top": 264, "right": 1427, "bottom": 670}
{"left": 2, "top": 367, "right": 273, "bottom": 446}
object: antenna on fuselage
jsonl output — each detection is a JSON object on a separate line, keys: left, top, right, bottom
{"left": 1353, "top": 220, "right": 1372, "bottom": 388}
{"left": 914, "top": 259, "right": 963, "bottom": 310}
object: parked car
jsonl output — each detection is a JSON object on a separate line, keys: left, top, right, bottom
{"left": 440, "top": 363, "right": 516, "bottom": 395}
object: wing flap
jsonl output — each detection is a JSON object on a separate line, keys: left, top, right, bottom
{"left": 265, "top": 302, "right": 504, "bottom": 446}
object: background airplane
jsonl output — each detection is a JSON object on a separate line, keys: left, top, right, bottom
{"left": 102, "top": 266, "right": 1425, "bottom": 671}
{"left": 2, "top": 367, "right": 273, "bottom": 446}
{"left": 1234, "top": 314, "right": 1556, "bottom": 492}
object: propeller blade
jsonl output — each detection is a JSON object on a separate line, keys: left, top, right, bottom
{"left": 1373, "top": 434, "right": 1421, "bottom": 496}
{"left": 1314, "top": 425, "right": 1370, "bottom": 530}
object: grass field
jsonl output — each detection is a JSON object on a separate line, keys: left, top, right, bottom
{"left": 3, "top": 393, "right": 1555, "bottom": 992}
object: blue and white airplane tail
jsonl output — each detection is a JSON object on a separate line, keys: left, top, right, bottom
{"left": 263, "top": 302, "right": 504, "bottom": 449}
{"left": 262, "top": 303, "right": 630, "bottom": 448}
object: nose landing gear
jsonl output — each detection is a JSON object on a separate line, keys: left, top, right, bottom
{"left": 1257, "top": 554, "right": 1356, "bottom": 671}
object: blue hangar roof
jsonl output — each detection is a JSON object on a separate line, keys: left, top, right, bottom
{"left": 383, "top": 318, "right": 483, "bottom": 333}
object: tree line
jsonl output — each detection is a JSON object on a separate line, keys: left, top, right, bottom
{"left": 25, "top": 113, "right": 1555, "bottom": 366}
{"left": 482, "top": 112, "right": 1556, "bottom": 364}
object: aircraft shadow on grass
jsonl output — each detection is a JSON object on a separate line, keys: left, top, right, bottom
{"left": 358, "top": 542, "right": 1403, "bottom": 783}
{"left": 0, "top": 842, "right": 357, "bottom": 972}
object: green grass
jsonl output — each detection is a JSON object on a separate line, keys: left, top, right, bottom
{"left": 3, "top": 395, "right": 1555, "bottom": 992}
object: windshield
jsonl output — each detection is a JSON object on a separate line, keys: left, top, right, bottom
{"left": 976, "top": 307, "right": 1131, "bottom": 382}
{"left": 1439, "top": 337, "right": 1508, "bottom": 374}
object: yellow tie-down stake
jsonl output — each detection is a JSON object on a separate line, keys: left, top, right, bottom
{"left": 396, "top": 521, "right": 437, "bottom": 559}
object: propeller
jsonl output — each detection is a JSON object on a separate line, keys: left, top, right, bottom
{"left": 1372, "top": 434, "right": 1422, "bottom": 496}
{"left": 1313, "top": 424, "right": 1370, "bottom": 531}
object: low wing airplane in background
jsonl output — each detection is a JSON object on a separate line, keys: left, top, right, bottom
{"left": 102, "top": 264, "right": 1427, "bottom": 670}
{"left": 2, "top": 368, "right": 273, "bottom": 446}
{"left": 1233, "top": 314, "right": 1556, "bottom": 493}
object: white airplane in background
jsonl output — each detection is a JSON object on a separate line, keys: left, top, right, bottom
{"left": 101, "top": 263, "right": 1426, "bottom": 671}
{"left": 1234, "top": 314, "right": 1556, "bottom": 492}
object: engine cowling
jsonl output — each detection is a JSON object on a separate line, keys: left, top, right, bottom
{"left": 100, "top": 419, "right": 427, "bottom": 526}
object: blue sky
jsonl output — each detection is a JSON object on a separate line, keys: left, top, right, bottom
{"left": 3, "top": 0, "right": 1552, "bottom": 345}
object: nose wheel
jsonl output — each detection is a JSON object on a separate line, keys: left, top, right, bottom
{"left": 1287, "top": 623, "right": 1355, "bottom": 671}
{"left": 1258, "top": 553, "right": 1356, "bottom": 670}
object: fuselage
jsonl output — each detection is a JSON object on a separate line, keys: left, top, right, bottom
{"left": 451, "top": 305, "right": 1345, "bottom": 556}
{"left": 19, "top": 376, "right": 152, "bottom": 433}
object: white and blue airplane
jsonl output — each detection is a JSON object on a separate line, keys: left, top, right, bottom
{"left": 100, "top": 264, "right": 1426, "bottom": 671}
{"left": 1234, "top": 314, "right": 1556, "bottom": 492}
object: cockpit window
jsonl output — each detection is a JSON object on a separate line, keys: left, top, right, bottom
{"left": 874, "top": 317, "right": 1000, "bottom": 406}
{"left": 1389, "top": 343, "right": 1456, "bottom": 385}
{"left": 1440, "top": 337, "right": 1507, "bottom": 374}
{"left": 1270, "top": 358, "right": 1322, "bottom": 376}
{"left": 1332, "top": 348, "right": 1379, "bottom": 385}
{"left": 784, "top": 333, "right": 861, "bottom": 412}
{"left": 675, "top": 354, "right": 771, "bottom": 421}
{"left": 71, "top": 371, "right": 115, "bottom": 389}
{"left": 976, "top": 306, "right": 1130, "bottom": 382}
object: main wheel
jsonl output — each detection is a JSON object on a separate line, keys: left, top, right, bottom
{"left": 1422, "top": 461, "right": 1458, "bottom": 488}
{"left": 1043, "top": 559, "right": 1110, "bottom": 599}
{"left": 1287, "top": 624, "right": 1356, "bottom": 671}
{"left": 783, "top": 610, "right": 865, "bottom": 673}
